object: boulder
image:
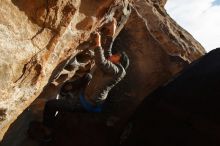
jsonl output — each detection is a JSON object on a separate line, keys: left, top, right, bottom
{"left": 0, "top": 0, "right": 131, "bottom": 140}
{"left": 0, "top": 0, "right": 206, "bottom": 144}
{"left": 105, "top": 0, "right": 205, "bottom": 123}
{"left": 119, "top": 48, "right": 220, "bottom": 146}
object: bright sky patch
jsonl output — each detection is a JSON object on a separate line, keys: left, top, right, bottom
{"left": 165, "top": 0, "right": 220, "bottom": 52}
{"left": 213, "top": 0, "right": 220, "bottom": 5}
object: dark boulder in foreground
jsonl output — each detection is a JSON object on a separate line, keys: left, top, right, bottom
{"left": 119, "top": 48, "right": 220, "bottom": 146}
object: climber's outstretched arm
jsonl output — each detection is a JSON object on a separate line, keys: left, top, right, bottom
{"left": 91, "top": 32, "right": 119, "bottom": 75}
{"left": 101, "top": 18, "right": 117, "bottom": 58}
{"left": 94, "top": 46, "right": 119, "bottom": 75}
{"left": 102, "top": 36, "right": 113, "bottom": 58}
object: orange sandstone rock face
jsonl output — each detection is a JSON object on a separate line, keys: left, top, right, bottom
{"left": 0, "top": 0, "right": 131, "bottom": 140}
{"left": 134, "top": 0, "right": 205, "bottom": 62}
{"left": 151, "top": 0, "right": 168, "bottom": 6}
{"left": 108, "top": 0, "right": 205, "bottom": 120}
{"left": 0, "top": 0, "right": 205, "bottom": 142}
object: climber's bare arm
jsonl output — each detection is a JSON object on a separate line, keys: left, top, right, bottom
{"left": 90, "top": 32, "right": 101, "bottom": 49}
{"left": 105, "top": 18, "right": 117, "bottom": 37}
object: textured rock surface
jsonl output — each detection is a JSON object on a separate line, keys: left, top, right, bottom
{"left": 0, "top": 0, "right": 206, "bottom": 143}
{"left": 119, "top": 48, "right": 220, "bottom": 146}
{"left": 152, "top": 0, "right": 167, "bottom": 6}
{"left": 105, "top": 0, "right": 206, "bottom": 122}
{"left": 134, "top": 0, "right": 205, "bottom": 62}
{"left": 0, "top": 0, "right": 131, "bottom": 140}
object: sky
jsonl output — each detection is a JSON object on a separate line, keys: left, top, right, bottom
{"left": 165, "top": 0, "right": 220, "bottom": 52}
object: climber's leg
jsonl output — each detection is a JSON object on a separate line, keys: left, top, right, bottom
{"left": 43, "top": 73, "right": 92, "bottom": 127}
{"left": 60, "top": 73, "right": 92, "bottom": 97}
{"left": 78, "top": 73, "right": 92, "bottom": 89}
{"left": 43, "top": 99, "right": 76, "bottom": 127}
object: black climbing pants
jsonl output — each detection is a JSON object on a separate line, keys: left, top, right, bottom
{"left": 43, "top": 99, "right": 78, "bottom": 127}
{"left": 43, "top": 73, "right": 92, "bottom": 127}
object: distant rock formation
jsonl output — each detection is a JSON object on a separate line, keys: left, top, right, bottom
{"left": 0, "top": 0, "right": 205, "bottom": 141}
{"left": 119, "top": 48, "right": 220, "bottom": 146}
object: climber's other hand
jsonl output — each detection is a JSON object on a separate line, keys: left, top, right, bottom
{"left": 91, "top": 32, "right": 101, "bottom": 48}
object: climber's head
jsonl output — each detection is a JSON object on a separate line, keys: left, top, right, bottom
{"left": 108, "top": 53, "right": 121, "bottom": 64}
{"left": 108, "top": 51, "right": 129, "bottom": 70}
{"left": 102, "top": 18, "right": 117, "bottom": 36}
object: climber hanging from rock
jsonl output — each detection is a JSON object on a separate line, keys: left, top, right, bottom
{"left": 28, "top": 17, "right": 129, "bottom": 141}
{"left": 28, "top": 19, "right": 130, "bottom": 141}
